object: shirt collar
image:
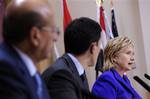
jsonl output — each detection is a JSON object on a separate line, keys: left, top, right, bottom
{"left": 14, "top": 47, "right": 37, "bottom": 76}
{"left": 67, "top": 53, "right": 84, "bottom": 76}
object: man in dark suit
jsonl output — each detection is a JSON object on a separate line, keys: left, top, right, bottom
{"left": 42, "top": 17, "right": 102, "bottom": 99}
{"left": 0, "top": 0, "right": 57, "bottom": 98}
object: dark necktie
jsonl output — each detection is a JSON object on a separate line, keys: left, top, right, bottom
{"left": 80, "top": 71, "right": 89, "bottom": 89}
{"left": 33, "top": 73, "right": 43, "bottom": 99}
{"left": 80, "top": 71, "right": 91, "bottom": 99}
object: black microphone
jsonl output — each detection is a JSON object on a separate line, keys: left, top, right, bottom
{"left": 133, "top": 76, "right": 150, "bottom": 92}
{"left": 144, "top": 73, "right": 150, "bottom": 80}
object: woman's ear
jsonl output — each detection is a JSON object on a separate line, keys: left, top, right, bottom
{"left": 112, "top": 55, "right": 117, "bottom": 63}
{"left": 113, "top": 59, "right": 117, "bottom": 63}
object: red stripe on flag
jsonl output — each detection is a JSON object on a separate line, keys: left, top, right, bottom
{"left": 63, "top": 0, "right": 72, "bottom": 31}
{"left": 100, "top": 6, "right": 106, "bottom": 32}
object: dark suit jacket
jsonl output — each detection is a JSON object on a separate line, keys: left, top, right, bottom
{"left": 92, "top": 68, "right": 142, "bottom": 99}
{"left": 0, "top": 42, "right": 50, "bottom": 99}
{"left": 42, "top": 54, "right": 96, "bottom": 99}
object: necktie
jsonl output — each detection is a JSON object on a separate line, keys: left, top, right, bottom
{"left": 80, "top": 72, "right": 85, "bottom": 82}
{"left": 80, "top": 71, "right": 90, "bottom": 99}
{"left": 33, "top": 73, "right": 43, "bottom": 99}
{"left": 80, "top": 71, "right": 89, "bottom": 89}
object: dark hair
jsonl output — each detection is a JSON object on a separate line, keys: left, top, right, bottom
{"left": 2, "top": 11, "right": 46, "bottom": 44}
{"left": 64, "top": 17, "right": 101, "bottom": 55}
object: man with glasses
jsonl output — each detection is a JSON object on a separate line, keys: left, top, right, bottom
{"left": 0, "top": 0, "right": 56, "bottom": 98}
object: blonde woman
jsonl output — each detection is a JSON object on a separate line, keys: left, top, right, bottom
{"left": 92, "top": 36, "right": 141, "bottom": 99}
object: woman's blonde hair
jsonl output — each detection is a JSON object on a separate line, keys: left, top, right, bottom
{"left": 103, "top": 36, "right": 134, "bottom": 71}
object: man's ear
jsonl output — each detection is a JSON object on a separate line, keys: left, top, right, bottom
{"left": 29, "top": 27, "right": 41, "bottom": 47}
{"left": 89, "top": 42, "right": 97, "bottom": 54}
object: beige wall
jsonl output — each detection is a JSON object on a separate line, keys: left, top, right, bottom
{"left": 50, "top": 0, "right": 150, "bottom": 98}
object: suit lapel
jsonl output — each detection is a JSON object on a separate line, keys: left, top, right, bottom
{"left": 62, "top": 54, "right": 83, "bottom": 83}
{"left": 62, "top": 54, "right": 90, "bottom": 92}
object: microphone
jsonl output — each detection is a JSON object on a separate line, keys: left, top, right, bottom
{"left": 144, "top": 73, "right": 150, "bottom": 80}
{"left": 133, "top": 76, "right": 150, "bottom": 92}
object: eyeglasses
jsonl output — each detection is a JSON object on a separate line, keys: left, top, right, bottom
{"left": 40, "top": 27, "right": 60, "bottom": 35}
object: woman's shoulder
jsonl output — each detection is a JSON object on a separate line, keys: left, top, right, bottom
{"left": 100, "top": 69, "right": 115, "bottom": 79}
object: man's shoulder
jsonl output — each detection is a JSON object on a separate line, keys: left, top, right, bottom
{"left": 42, "top": 54, "right": 81, "bottom": 86}
{"left": 42, "top": 55, "right": 71, "bottom": 78}
{"left": 0, "top": 43, "right": 16, "bottom": 66}
{"left": 0, "top": 43, "right": 9, "bottom": 58}
{"left": 43, "top": 54, "right": 73, "bottom": 74}
{"left": 0, "top": 43, "right": 29, "bottom": 83}
{"left": 0, "top": 43, "right": 31, "bottom": 80}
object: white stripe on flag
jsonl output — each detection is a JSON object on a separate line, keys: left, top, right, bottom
{"left": 104, "top": 11, "right": 114, "bottom": 39}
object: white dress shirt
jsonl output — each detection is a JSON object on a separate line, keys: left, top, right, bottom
{"left": 67, "top": 53, "right": 84, "bottom": 76}
{"left": 14, "top": 47, "right": 37, "bottom": 76}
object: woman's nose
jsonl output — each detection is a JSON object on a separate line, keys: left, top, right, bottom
{"left": 130, "top": 57, "right": 135, "bottom": 62}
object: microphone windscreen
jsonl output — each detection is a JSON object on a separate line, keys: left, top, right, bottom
{"left": 144, "top": 73, "right": 150, "bottom": 80}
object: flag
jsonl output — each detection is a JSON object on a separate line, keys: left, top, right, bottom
{"left": 99, "top": 5, "right": 107, "bottom": 49}
{"left": 111, "top": 8, "right": 118, "bottom": 37}
{"left": 95, "top": 3, "right": 114, "bottom": 74}
{"left": 104, "top": 11, "right": 114, "bottom": 39}
{"left": 98, "top": 5, "right": 114, "bottom": 48}
{"left": 95, "top": 49, "right": 104, "bottom": 76}
{"left": 53, "top": 0, "right": 72, "bottom": 59}
{"left": 95, "top": 4, "right": 107, "bottom": 74}
{"left": 63, "top": 0, "right": 72, "bottom": 31}
{"left": 100, "top": 6, "right": 106, "bottom": 32}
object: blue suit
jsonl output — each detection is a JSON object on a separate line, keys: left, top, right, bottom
{"left": 0, "top": 42, "right": 50, "bottom": 99}
{"left": 92, "top": 68, "right": 142, "bottom": 99}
